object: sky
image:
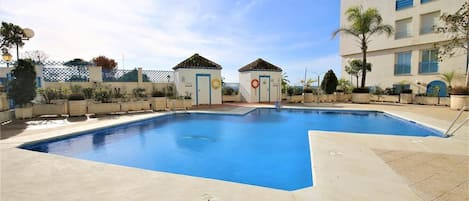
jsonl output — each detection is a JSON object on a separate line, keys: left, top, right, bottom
{"left": 0, "top": 0, "right": 341, "bottom": 84}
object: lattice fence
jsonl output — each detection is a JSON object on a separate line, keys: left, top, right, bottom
{"left": 42, "top": 61, "right": 90, "bottom": 82}
{"left": 143, "top": 70, "right": 174, "bottom": 83}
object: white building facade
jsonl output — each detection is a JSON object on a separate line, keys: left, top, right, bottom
{"left": 173, "top": 54, "right": 222, "bottom": 105}
{"left": 238, "top": 59, "right": 283, "bottom": 103}
{"left": 339, "top": 0, "right": 467, "bottom": 96}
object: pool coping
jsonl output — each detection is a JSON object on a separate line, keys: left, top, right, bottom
{"left": 1, "top": 105, "right": 467, "bottom": 200}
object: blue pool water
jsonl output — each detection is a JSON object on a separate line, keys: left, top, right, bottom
{"left": 21, "top": 109, "right": 443, "bottom": 190}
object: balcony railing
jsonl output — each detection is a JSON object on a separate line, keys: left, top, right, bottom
{"left": 396, "top": 0, "right": 413, "bottom": 10}
{"left": 394, "top": 64, "right": 411, "bottom": 75}
{"left": 419, "top": 61, "right": 438, "bottom": 73}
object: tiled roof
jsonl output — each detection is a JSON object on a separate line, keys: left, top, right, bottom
{"left": 173, "top": 53, "right": 222, "bottom": 70}
{"left": 238, "top": 58, "right": 282, "bottom": 72}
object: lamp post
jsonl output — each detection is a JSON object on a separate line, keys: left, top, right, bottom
{"left": 15, "top": 28, "right": 35, "bottom": 60}
{"left": 2, "top": 48, "right": 12, "bottom": 68}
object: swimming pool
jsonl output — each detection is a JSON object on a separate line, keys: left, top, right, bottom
{"left": 21, "top": 108, "right": 443, "bottom": 191}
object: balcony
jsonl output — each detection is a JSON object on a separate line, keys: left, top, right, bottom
{"left": 419, "top": 61, "right": 438, "bottom": 74}
{"left": 396, "top": 0, "right": 413, "bottom": 10}
{"left": 394, "top": 64, "right": 411, "bottom": 75}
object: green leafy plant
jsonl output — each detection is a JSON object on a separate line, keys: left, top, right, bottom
{"left": 352, "top": 87, "right": 369, "bottom": 94}
{"left": 94, "top": 88, "right": 113, "bottom": 103}
{"left": 82, "top": 87, "right": 95, "bottom": 99}
{"left": 223, "top": 86, "right": 234, "bottom": 95}
{"left": 151, "top": 89, "right": 165, "bottom": 97}
{"left": 333, "top": 6, "right": 393, "bottom": 88}
{"left": 440, "top": 71, "right": 456, "bottom": 91}
{"left": 37, "top": 88, "right": 69, "bottom": 103}
{"left": 337, "top": 79, "right": 353, "bottom": 93}
{"left": 344, "top": 60, "right": 372, "bottom": 88}
{"left": 320, "top": 70, "right": 338, "bottom": 94}
{"left": 8, "top": 59, "right": 36, "bottom": 107}
{"left": 132, "top": 87, "right": 146, "bottom": 99}
{"left": 68, "top": 93, "right": 85, "bottom": 101}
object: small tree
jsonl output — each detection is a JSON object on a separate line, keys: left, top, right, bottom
{"left": 434, "top": 2, "right": 468, "bottom": 87}
{"left": 333, "top": 6, "right": 393, "bottom": 88}
{"left": 0, "top": 21, "right": 25, "bottom": 49}
{"left": 345, "top": 59, "right": 371, "bottom": 88}
{"left": 440, "top": 71, "right": 456, "bottom": 91}
{"left": 92, "top": 55, "right": 117, "bottom": 71}
{"left": 321, "top": 70, "right": 339, "bottom": 94}
{"left": 8, "top": 59, "right": 36, "bottom": 107}
{"left": 337, "top": 78, "right": 353, "bottom": 93}
{"left": 22, "top": 50, "right": 49, "bottom": 64}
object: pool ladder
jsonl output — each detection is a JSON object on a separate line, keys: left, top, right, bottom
{"left": 445, "top": 106, "right": 468, "bottom": 137}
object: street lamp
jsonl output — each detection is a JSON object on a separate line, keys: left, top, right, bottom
{"left": 2, "top": 48, "right": 12, "bottom": 68}
{"left": 15, "top": 28, "right": 35, "bottom": 60}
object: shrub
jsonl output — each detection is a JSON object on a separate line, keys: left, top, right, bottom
{"left": 94, "top": 88, "right": 113, "bottom": 103}
{"left": 112, "top": 88, "right": 126, "bottom": 99}
{"left": 287, "top": 86, "right": 294, "bottom": 96}
{"left": 352, "top": 87, "right": 369, "bottom": 93}
{"left": 151, "top": 90, "right": 165, "bottom": 97}
{"left": 223, "top": 87, "right": 234, "bottom": 95}
{"left": 451, "top": 86, "right": 469, "bottom": 95}
{"left": 8, "top": 59, "right": 36, "bottom": 107}
{"left": 303, "top": 88, "right": 313, "bottom": 93}
{"left": 68, "top": 93, "right": 85, "bottom": 101}
{"left": 320, "top": 69, "right": 338, "bottom": 94}
{"left": 183, "top": 95, "right": 192, "bottom": 99}
{"left": 401, "top": 89, "right": 413, "bottom": 94}
{"left": 132, "top": 88, "right": 146, "bottom": 99}
{"left": 82, "top": 87, "right": 95, "bottom": 99}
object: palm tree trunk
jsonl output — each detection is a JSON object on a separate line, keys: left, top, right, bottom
{"left": 361, "top": 37, "right": 367, "bottom": 88}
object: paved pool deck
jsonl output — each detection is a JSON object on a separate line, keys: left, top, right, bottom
{"left": 1, "top": 103, "right": 468, "bottom": 201}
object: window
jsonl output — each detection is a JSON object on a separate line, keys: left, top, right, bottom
{"left": 395, "top": 18, "right": 412, "bottom": 39}
{"left": 420, "top": 11, "right": 440, "bottom": 34}
{"left": 419, "top": 49, "right": 438, "bottom": 73}
{"left": 396, "top": 0, "right": 413, "bottom": 10}
{"left": 395, "top": 52, "right": 412, "bottom": 75}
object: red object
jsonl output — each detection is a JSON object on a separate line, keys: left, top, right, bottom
{"left": 251, "top": 79, "right": 259, "bottom": 89}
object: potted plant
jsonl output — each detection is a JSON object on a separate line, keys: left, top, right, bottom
{"left": 303, "top": 88, "right": 314, "bottom": 103}
{"left": 88, "top": 88, "right": 120, "bottom": 114}
{"left": 122, "top": 87, "right": 150, "bottom": 112}
{"left": 68, "top": 92, "right": 87, "bottom": 116}
{"left": 34, "top": 88, "right": 68, "bottom": 117}
{"left": 450, "top": 86, "right": 469, "bottom": 110}
{"left": 183, "top": 94, "right": 192, "bottom": 109}
{"left": 399, "top": 89, "right": 413, "bottom": 104}
{"left": 351, "top": 87, "right": 370, "bottom": 103}
{"left": 8, "top": 59, "right": 36, "bottom": 119}
{"left": 150, "top": 89, "right": 166, "bottom": 111}
{"left": 287, "top": 86, "right": 303, "bottom": 103}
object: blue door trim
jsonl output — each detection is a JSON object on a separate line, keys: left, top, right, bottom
{"left": 258, "top": 75, "right": 271, "bottom": 102}
{"left": 195, "top": 74, "right": 211, "bottom": 105}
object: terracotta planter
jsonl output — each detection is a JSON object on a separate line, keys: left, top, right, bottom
{"left": 68, "top": 100, "right": 87, "bottom": 116}
{"left": 288, "top": 95, "right": 303, "bottom": 103}
{"left": 303, "top": 93, "right": 314, "bottom": 103}
{"left": 121, "top": 101, "right": 150, "bottom": 112}
{"left": 15, "top": 107, "right": 33, "bottom": 119}
{"left": 0, "top": 110, "right": 11, "bottom": 123}
{"left": 439, "top": 97, "right": 449, "bottom": 106}
{"left": 88, "top": 102, "right": 120, "bottom": 114}
{"left": 222, "top": 95, "right": 240, "bottom": 102}
{"left": 151, "top": 97, "right": 167, "bottom": 111}
{"left": 33, "top": 103, "right": 67, "bottom": 116}
{"left": 450, "top": 95, "right": 469, "bottom": 110}
{"left": 381, "top": 95, "right": 399, "bottom": 103}
{"left": 352, "top": 93, "right": 370, "bottom": 104}
{"left": 415, "top": 96, "right": 439, "bottom": 105}
{"left": 0, "top": 93, "right": 8, "bottom": 111}
{"left": 167, "top": 99, "right": 191, "bottom": 110}
{"left": 399, "top": 94, "right": 413, "bottom": 104}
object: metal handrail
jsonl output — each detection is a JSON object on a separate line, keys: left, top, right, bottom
{"left": 445, "top": 106, "right": 468, "bottom": 136}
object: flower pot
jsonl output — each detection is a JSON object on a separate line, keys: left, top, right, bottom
{"left": 352, "top": 93, "right": 370, "bottom": 104}
{"left": 33, "top": 103, "right": 67, "bottom": 117}
{"left": 15, "top": 107, "right": 33, "bottom": 119}
{"left": 335, "top": 92, "right": 345, "bottom": 102}
{"left": 303, "top": 93, "right": 314, "bottom": 103}
{"left": 88, "top": 102, "right": 120, "bottom": 115}
{"left": 222, "top": 95, "right": 240, "bottom": 102}
{"left": 121, "top": 101, "right": 150, "bottom": 112}
{"left": 450, "top": 95, "right": 469, "bottom": 110}
{"left": 288, "top": 95, "right": 303, "bottom": 103}
{"left": 68, "top": 100, "right": 87, "bottom": 116}
{"left": 415, "top": 96, "right": 439, "bottom": 105}
{"left": 399, "top": 94, "right": 413, "bottom": 104}
{"left": 151, "top": 97, "right": 167, "bottom": 111}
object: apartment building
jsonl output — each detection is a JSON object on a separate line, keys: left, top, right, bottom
{"left": 339, "top": 0, "right": 466, "bottom": 95}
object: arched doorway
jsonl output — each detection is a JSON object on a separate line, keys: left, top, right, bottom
{"left": 426, "top": 80, "right": 447, "bottom": 97}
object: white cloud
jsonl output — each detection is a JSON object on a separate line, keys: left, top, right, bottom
{"left": 0, "top": 0, "right": 339, "bottom": 83}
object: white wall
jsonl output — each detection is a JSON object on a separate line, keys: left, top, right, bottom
{"left": 339, "top": 0, "right": 467, "bottom": 90}
{"left": 174, "top": 68, "right": 222, "bottom": 105}
{"left": 239, "top": 71, "right": 282, "bottom": 103}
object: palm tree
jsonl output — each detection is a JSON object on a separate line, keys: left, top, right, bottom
{"left": 332, "top": 6, "right": 393, "bottom": 88}
{"left": 281, "top": 72, "right": 290, "bottom": 94}
{"left": 440, "top": 71, "right": 456, "bottom": 91}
